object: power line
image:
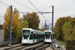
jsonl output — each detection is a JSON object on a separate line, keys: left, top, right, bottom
{"left": 0, "top": 0, "right": 50, "bottom": 24}
{"left": 28, "top": 0, "right": 40, "bottom": 11}
{"left": 0, "top": 1, "right": 9, "bottom": 6}
{"left": 0, "top": 1, "right": 19, "bottom": 10}
{"left": 28, "top": 0, "right": 51, "bottom": 24}
{"left": 41, "top": 14, "right": 46, "bottom": 20}
{"left": 12, "top": 5, "right": 29, "bottom": 15}
{"left": 0, "top": 1, "right": 24, "bottom": 19}
{"left": 14, "top": 0, "right": 35, "bottom": 11}
{"left": 28, "top": 0, "right": 47, "bottom": 20}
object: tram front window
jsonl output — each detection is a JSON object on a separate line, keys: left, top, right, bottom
{"left": 23, "top": 30, "right": 30, "bottom": 39}
{"left": 45, "top": 32, "right": 51, "bottom": 39}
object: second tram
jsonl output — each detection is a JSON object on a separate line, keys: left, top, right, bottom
{"left": 44, "top": 30, "right": 54, "bottom": 43}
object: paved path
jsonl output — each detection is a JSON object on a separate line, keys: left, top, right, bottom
{"left": 53, "top": 40, "right": 66, "bottom": 50}
{"left": 46, "top": 40, "right": 66, "bottom": 50}
{"left": 46, "top": 47, "right": 53, "bottom": 50}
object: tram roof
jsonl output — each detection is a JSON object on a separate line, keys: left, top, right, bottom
{"left": 22, "top": 28, "right": 44, "bottom": 34}
{"left": 23, "top": 28, "right": 33, "bottom": 30}
{"left": 44, "top": 30, "right": 52, "bottom": 32}
{"left": 33, "top": 30, "right": 44, "bottom": 33}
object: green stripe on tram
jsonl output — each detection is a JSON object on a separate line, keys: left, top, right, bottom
{"left": 30, "top": 39, "right": 44, "bottom": 40}
{"left": 30, "top": 39, "right": 38, "bottom": 40}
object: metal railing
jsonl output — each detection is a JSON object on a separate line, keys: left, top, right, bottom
{"left": 0, "top": 38, "right": 19, "bottom": 46}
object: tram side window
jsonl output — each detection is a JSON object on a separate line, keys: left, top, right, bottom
{"left": 30, "top": 32, "right": 34, "bottom": 39}
{"left": 38, "top": 34, "right": 40, "bottom": 39}
{"left": 40, "top": 34, "right": 42, "bottom": 38}
{"left": 30, "top": 32, "right": 37, "bottom": 39}
{"left": 36, "top": 32, "right": 38, "bottom": 39}
{"left": 34, "top": 34, "right": 38, "bottom": 39}
{"left": 38, "top": 34, "right": 43, "bottom": 39}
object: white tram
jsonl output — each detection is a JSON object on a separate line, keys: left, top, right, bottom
{"left": 22, "top": 28, "right": 45, "bottom": 44}
{"left": 44, "top": 30, "right": 54, "bottom": 43}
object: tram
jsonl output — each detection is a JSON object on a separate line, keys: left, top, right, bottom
{"left": 44, "top": 30, "right": 54, "bottom": 43}
{"left": 22, "top": 28, "right": 45, "bottom": 44}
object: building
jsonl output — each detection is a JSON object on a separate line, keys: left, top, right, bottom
{"left": 41, "top": 21, "right": 52, "bottom": 30}
{"left": 0, "top": 24, "right": 5, "bottom": 42}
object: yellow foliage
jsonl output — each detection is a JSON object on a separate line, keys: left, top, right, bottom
{"left": 39, "top": 28, "right": 45, "bottom": 31}
{"left": 12, "top": 9, "right": 20, "bottom": 30}
{"left": 4, "top": 8, "right": 11, "bottom": 32}
{"left": 4, "top": 7, "right": 20, "bottom": 36}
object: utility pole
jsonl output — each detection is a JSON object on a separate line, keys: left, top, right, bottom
{"left": 9, "top": 5, "right": 12, "bottom": 46}
{"left": 51, "top": 6, "right": 54, "bottom": 48}
{"left": 38, "top": 6, "right": 54, "bottom": 48}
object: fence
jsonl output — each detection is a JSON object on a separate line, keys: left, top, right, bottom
{"left": 0, "top": 38, "right": 19, "bottom": 46}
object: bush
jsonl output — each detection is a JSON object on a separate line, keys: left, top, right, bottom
{"left": 66, "top": 40, "right": 75, "bottom": 50}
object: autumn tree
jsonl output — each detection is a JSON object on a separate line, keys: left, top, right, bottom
{"left": 4, "top": 7, "right": 11, "bottom": 38}
{"left": 62, "top": 21, "right": 72, "bottom": 41}
{"left": 62, "top": 21, "right": 75, "bottom": 50}
{"left": 19, "top": 18, "right": 28, "bottom": 28}
{"left": 16, "top": 18, "right": 28, "bottom": 42}
{"left": 54, "top": 16, "right": 71, "bottom": 41}
{"left": 39, "top": 28, "right": 45, "bottom": 31}
{"left": 62, "top": 20, "right": 75, "bottom": 41}
{"left": 12, "top": 8, "right": 20, "bottom": 38}
{"left": 54, "top": 16, "right": 75, "bottom": 50}
{"left": 23, "top": 12, "right": 40, "bottom": 30}
{"left": 4, "top": 7, "right": 20, "bottom": 38}
{"left": 72, "top": 25, "right": 75, "bottom": 40}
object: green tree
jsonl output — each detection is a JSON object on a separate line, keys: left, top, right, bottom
{"left": 63, "top": 22, "right": 75, "bottom": 50}
{"left": 54, "top": 16, "right": 75, "bottom": 50}
{"left": 62, "top": 21, "right": 72, "bottom": 41}
{"left": 72, "top": 25, "right": 75, "bottom": 40}
{"left": 16, "top": 18, "right": 28, "bottom": 42}
{"left": 54, "top": 16, "right": 71, "bottom": 41}
{"left": 23, "top": 12, "right": 40, "bottom": 30}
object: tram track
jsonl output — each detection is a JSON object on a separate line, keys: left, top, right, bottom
{"left": 35, "top": 44, "right": 50, "bottom": 50}
{"left": 4, "top": 44, "right": 30, "bottom": 50}
{"left": 23, "top": 43, "right": 50, "bottom": 50}
{"left": 8, "top": 45, "right": 29, "bottom": 50}
{"left": 4, "top": 42, "right": 45, "bottom": 50}
{"left": 4, "top": 44, "right": 22, "bottom": 50}
{"left": 21, "top": 42, "right": 44, "bottom": 50}
{"left": 4, "top": 42, "right": 51, "bottom": 50}
{"left": 23, "top": 43, "right": 44, "bottom": 50}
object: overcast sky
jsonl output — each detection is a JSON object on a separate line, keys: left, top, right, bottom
{"left": 0, "top": 0, "right": 75, "bottom": 28}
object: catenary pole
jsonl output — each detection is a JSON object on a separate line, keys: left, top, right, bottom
{"left": 51, "top": 6, "right": 54, "bottom": 48}
{"left": 9, "top": 5, "right": 12, "bottom": 46}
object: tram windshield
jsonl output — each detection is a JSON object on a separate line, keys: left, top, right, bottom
{"left": 23, "top": 30, "right": 30, "bottom": 39}
{"left": 45, "top": 32, "right": 51, "bottom": 39}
